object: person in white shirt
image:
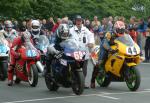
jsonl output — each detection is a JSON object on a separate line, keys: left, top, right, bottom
{"left": 70, "top": 15, "right": 95, "bottom": 88}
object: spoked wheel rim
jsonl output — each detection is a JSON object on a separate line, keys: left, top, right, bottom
{"left": 125, "top": 69, "right": 137, "bottom": 89}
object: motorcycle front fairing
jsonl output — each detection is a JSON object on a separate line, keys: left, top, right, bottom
{"left": 51, "top": 39, "right": 86, "bottom": 85}
{"left": 16, "top": 41, "right": 40, "bottom": 81}
{"left": 105, "top": 34, "right": 140, "bottom": 77}
{"left": 60, "top": 39, "right": 87, "bottom": 69}
{"left": 0, "top": 35, "right": 10, "bottom": 58}
{"left": 20, "top": 41, "right": 40, "bottom": 60}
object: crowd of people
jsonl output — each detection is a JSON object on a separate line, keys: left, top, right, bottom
{"left": 1, "top": 15, "right": 149, "bottom": 61}
{"left": 0, "top": 15, "right": 150, "bottom": 88}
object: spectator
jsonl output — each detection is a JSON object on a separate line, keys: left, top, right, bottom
{"left": 41, "top": 19, "right": 49, "bottom": 35}
{"left": 61, "top": 16, "right": 69, "bottom": 24}
{"left": 128, "top": 17, "right": 138, "bottom": 42}
{"left": 47, "top": 17, "right": 55, "bottom": 32}
{"left": 41, "top": 19, "right": 48, "bottom": 30}
{"left": 91, "top": 16, "right": 101, "bottom": 44}
{"left": 108, "top": 16, "right": 113, "bottom": 29}
{"left": 137, "top": 18, "right": 147, "bottom": 56}
{"left": 26, "top": 19, "right": 32, "bottom": 31}
{"left": 84, "top": 19, "right": 92, "bottom": 31}
{"left": 91, "top": 16, "right": 101, "bottom": 33}
{"left": 98, "top": 18, "right": 112, "bottom": 42}
{"left": 13, "top": 20, "right": 19, "bottom": 31}
{"left": 0, "top": 23, "right": 3, "bottom": 31}
{"left": 118, "top": 16, "right": 125, "bottom": 22}
{"left": 18, "top": 21, "right": 27, "bottom": 33}
{"left": 49, "top": 18, "right": 61, "bottom": 44}
{"left": 144, "top": 17, "right": 150, "bottom": 62}
{"left": 22, "top": 21, "right": 27, "bottom": 27}
{"left": 70, "top": 15, "right": 95, "bottom": 88}
{"left": 51, "top": 18, "right": 61, "bottom": 34}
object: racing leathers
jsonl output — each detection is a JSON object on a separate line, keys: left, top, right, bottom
{"left": 90, "top": 33, "right": 116, "bottom": 88}
{"left": 7, "top": 33, "right": 33, "bottom": 86}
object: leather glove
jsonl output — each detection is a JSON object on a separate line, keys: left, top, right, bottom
{"left": 54, "top": 51, "right": 63, "bottom": 59}
{"left": 109, "top": 49, "right": 118, "bottom": 54}
{"left": 15, "top": 53, "right": 21, "bottom": 59}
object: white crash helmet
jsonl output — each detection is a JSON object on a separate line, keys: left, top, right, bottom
{"left": 31, "top": 20, "right": 41, "bottom": 35}
{"left": 4, "top": 20, "right": 13, "bottom": 32}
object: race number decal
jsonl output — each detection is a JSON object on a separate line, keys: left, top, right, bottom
{"left": 26, "top": 50, "right": 37, "bottom": 57}
{"left": 126, "top": 47, "right": 137, "bottom": 55}
{"left": 73, "top": 51, "right": 85, "bottom": 60}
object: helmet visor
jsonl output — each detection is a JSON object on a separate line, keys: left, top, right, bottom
{"left": 32, "top": 26, "right": 40, "bottom": 29}
{"left": 116, "top": 28, "right": 125, "bottom": 35}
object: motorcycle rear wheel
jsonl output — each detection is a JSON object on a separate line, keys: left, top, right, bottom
{"left": 96, "top": 66, "right": 111, "bottom": 87}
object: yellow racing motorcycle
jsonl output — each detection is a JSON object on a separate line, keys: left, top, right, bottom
{"left": 94, "top": 34, "right": 141, "bottom": 91}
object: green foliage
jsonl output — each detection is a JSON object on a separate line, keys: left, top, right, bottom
{"left": 0, "top": 0, "right": 149, "bottom": 20}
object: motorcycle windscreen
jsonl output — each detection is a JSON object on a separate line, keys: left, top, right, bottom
{"left": 115, "top": 34, "right": 140, "bottom": 55}
{"left": 0, "top": 35, "right": 9, "bottom": 56}
{"left": 115, "top": 34, "right": 134, "bottom": 46}
{"left": 60, "top": 38, "right": 87, "bottom": 61}
{"left": 34, "top": 35, "right": 49, "bottom": 53}
{"left": 24, "top": 42, "right": 38, "bottom": 58}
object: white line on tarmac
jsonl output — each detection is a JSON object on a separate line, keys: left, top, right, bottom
{"left": 3, "top": 90, "right": 150, "bottom": 103}
{"left": 144, "top": 89, "right": 150, "bottom": 91}
{"left": 2, "top": 94, "right": 97, "bottom": 103}
{"left": 99, "top": 90, "right": 150, "bottom": 95}
{"left": 97, "top": 95, "right": 120, "bottom": 100}
{"left": 141, "top": 63, "right": 150, "bottom": 65}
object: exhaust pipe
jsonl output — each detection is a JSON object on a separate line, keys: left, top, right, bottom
{"left": 36, "top": 61, "right": 44, "bottom": 73}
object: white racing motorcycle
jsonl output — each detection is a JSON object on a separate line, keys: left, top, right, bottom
{"left": 0, "top": 34, "right": 10, "bottom": 81}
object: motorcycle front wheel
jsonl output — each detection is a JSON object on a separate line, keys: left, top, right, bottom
{"left": 71, "top": 71, "right": 84, "bottom": 95}
{"left": 44, "top": 70, "right": 59, "bottom": 91}
{"left": 125, "top": 67, "right": 141, "bottom": 91}
{"left": 28, "top": 64, "right": 38, "bottom": 87}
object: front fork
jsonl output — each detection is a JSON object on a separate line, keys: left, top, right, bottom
{"left": 36, "top": 61, "right": 44, "bottom": 73}
{"left": 26, "top": 61, "right": 43, "bottom": 74}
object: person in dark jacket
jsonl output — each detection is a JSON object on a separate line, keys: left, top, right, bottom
{"left": 45, "top": 24, "right": 70, "bottom": 73}
{"left": 144, "top": 17, "right": 150, "bottom": 62}
{"left": 90, "top": 21, "right": 125, "bottom": 88}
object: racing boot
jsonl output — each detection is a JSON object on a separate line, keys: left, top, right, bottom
{"left": 90, "top": 65, "right": 99, "bottom": 88}
{"left": 7, "top": 65, "right": 14, "bottom": 86}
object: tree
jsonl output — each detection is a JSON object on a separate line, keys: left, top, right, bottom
{"left": 0, "top": 0, "right": 149, "bottom": 20}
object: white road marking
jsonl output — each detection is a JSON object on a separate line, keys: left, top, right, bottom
{"left": 97, "top": 95, "right": 120, "bottom": 100}
{"left": 141, "top": 63, "right": 150, "bottom": 65}
{"left": 3, "top": 90, "right": 150, "bottom": 103}
{"left": 2, "top": 94, "right": 97, "bottom": 103}
{"left": 144, "top": 89, "right": 150, "bottom": 91}
{"left": 99, "top": 90, "right": 150, "bottom": 95}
